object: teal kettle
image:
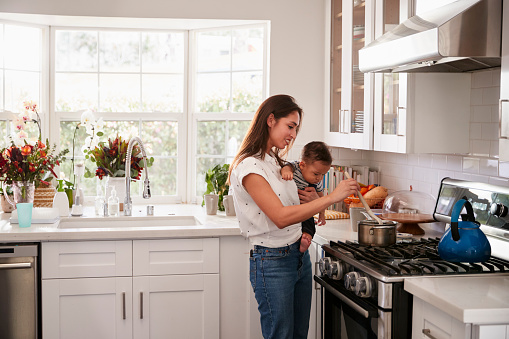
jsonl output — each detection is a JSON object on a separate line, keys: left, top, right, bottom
{"left": 438, "top": 199, "right": 491, "bottom": 262}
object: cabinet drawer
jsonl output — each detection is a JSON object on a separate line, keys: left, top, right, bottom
{"left": 413, "top": 297, "right": 470, "bottom": 339}
{"left": 133, "top": 238, "right": 219, "bottom": 276}
{"left": 42, "top": 241, "right": 132, "bottom": 279}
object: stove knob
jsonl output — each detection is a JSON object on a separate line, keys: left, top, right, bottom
{"left": 355, "top": 277, "right": 373, "bottom": 298}
{"left": 490, "top": 203, "right": 508, "bottom": 217}
{"left": 344, "top": 272, "right": 361, "bottom": 291}
{"left": 326, "top": 260, "right": 344, "bottom": 280}
{"left": 318, "top": 257, "right": 331, "bottom": 275}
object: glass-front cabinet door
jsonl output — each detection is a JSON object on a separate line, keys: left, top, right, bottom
{"left": 326, "top": 0, "right": 373, "bottom": 150}
{"left": 373, "top": 0, "right": 410, "bottom": 152}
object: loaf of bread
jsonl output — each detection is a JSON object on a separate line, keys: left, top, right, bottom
{"left": 363, "top": 186, "right": 388, "bottom": 206}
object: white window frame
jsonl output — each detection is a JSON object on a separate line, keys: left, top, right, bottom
{"left": 188, "top": 23, "right": 270, "bottom": 204}
{"left": 49, "top": 26, "right": 188, "bottom": 204}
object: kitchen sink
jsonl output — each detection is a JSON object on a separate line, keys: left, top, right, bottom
{"left": 58, "top": 215, "right": 202, "bottom": 229}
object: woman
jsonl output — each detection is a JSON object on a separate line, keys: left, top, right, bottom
{"left": 228, "top": 94, "right": 359, "bottom": 339}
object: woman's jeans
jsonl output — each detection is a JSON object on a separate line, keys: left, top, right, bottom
{"left": 250, "top": 240, "right": 312, "bottom": 339}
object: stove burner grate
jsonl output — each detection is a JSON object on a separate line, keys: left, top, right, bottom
{"left": 329, "top": 238, "right": 509, "bottom": 277}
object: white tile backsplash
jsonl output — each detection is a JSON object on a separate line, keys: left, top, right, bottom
{"left": 483, "top": 87, "right": 500, "bottom": 105}
{"left": 472, "top": 70, "right": 493, "bottom": 88}
{"left": 331, "top": 69, "right": 509, "bottom": 193}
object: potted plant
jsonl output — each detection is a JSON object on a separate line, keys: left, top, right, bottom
{"left": 202, "top": 164, "right": 229, "bottom": 212}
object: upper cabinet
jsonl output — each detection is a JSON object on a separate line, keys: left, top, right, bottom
{"left": 500, "top": 0, "right": 509, "bottom": 162}
{"left": 325, "top": 0, "right": 374, "bottom": 150}
{"left": 326, "top": 0, "right": 472, "bottom": 154}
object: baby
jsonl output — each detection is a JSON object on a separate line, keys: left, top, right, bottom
{"left": 281, "top": 141, "right": 332, "bottom": 252}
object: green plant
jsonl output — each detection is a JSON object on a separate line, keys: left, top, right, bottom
{"left": 202, "top": 164, "right": 229, "bottom": 211}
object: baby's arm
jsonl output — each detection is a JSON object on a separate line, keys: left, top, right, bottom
{"left": 281, "top": 163, "right": 294, "bottom": 181}
{"left": 317, "top": 191, "right": 326, "bottom": 226}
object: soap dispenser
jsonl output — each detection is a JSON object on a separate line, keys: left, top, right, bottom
{"left": 108, "top": 186, "right": 119, "bottom": 217}
{"left": 95, "top": 182, "right": 106, "bottom": 216}
{"left": 53, "top": 179, "right": 70, "bottom": 217}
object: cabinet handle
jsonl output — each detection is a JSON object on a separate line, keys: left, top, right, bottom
{"left": 140, "top": 292, "right": 144, "bottom": 319}
{"left": 341, "top": 109, "right": 350, "bottom": 134}
{"left": 422, "top": 329, "right": 438, "bottom": 339}
{"left": 396, "top": 106, "right": 405, "bottom": 136}
{"left": 122, "top": 292, "right": 126, "bottom": 320}
{"left": 499, "top": 99, "right": 509, "bottom": 139}
{"left": 0, "top": 262, "right": 31, "bottom": 269}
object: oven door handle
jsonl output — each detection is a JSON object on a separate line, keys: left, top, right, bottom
{"left": 314, "top": 275, "right": 378, "bottom": 319}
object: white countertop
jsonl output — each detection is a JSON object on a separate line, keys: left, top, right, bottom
{"left": 0, "top": 204, "right": 240, "bottom": 242}
{"left": 405, "top": 275, "right": 509, "bottom": 325}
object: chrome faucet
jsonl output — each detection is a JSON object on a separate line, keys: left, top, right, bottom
{"left": 124, "top": 137, "right": 151, "bottom": 216}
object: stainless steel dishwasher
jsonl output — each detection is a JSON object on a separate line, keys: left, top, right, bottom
{"left": 0, "top": 243, "right": 39, "bottom": 339}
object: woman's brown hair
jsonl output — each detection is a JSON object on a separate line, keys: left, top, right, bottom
{"left": 228, "top": 94, "right": 303, "bottom": 183}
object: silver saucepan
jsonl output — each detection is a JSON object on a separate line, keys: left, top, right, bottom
{"left": 358, "top": 219, "right": 398, "bottom": 247}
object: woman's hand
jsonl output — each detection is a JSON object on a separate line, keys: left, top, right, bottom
{"left": 298, "top": 187, "right": 319, "bottom": 204}
{"left": 329, "top": 178, "right": 360, "bottom": 203}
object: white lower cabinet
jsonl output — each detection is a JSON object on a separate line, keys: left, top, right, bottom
{"left": 42, "top": 238, "right": 219, "bottom": 339}
{"left": 412, "top": 297, "right": 509, "bottom": 339}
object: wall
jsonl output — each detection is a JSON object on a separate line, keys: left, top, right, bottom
{"left": 328, "top": 68, "right": 509, "bottom": 198}
{"left": 0, "top": 0, "right": 326, "bottom": 145}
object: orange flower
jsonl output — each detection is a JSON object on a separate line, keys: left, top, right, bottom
{"left": 39, "top": 149, "right": 47, "bottom": 158}
{"left": 37, "top": 140, "right": 46, "bottom": 149}
{"left": 21, "top": 145, "right": 33, "bottom": 156}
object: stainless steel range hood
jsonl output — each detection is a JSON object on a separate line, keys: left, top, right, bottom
{"left": 359, "top": 0, "right": 501, "bottom": 73}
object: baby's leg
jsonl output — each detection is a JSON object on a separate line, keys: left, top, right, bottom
{"left": 300, "top": 232, "right": 312, "bottom": 253}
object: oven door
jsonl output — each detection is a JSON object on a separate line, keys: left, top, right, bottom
{"left": 314, "top": 275, "right": 384, "bottom": 339}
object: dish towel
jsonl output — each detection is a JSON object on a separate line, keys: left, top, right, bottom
{"left": 314, "top": 210, "right": 349, "bottom": 220}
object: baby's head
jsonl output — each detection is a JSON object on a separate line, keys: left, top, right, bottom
{"left": 299, "top": 141, "right": 332, "bottom": 185}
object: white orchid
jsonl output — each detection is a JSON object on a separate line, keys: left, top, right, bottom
{"left": 13, "top": 116, "right": 25, "bottom": 131}
{"left": 80, "top": 110, "right": 96, "bottom": 126}
{"left": 13, "top": 130, "right": 28, "bottom": 146}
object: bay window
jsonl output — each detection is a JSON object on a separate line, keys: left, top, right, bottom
{"left": 1, "top": 17, "right": 268, "bottom": 204}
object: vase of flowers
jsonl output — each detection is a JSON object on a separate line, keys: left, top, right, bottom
{"left": 84, "top": 135, "right": 153, "bottom": 210}
{"left": 0, "top": 139, "right": 68, "bottom": 207}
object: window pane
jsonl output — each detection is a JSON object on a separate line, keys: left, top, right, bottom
{"left": 0, "top": 120, "right": 8, "bottom": 147}
{"left": 99, "top": 31, "right": 140, "bottom": 72}
{"left": 100, "top": 74, "right": 141, "bottom": 112}
{"left": 142, "top": 74, "right": 183, "bottom": 112}
{"left": 100, "top": 121, "right": 139, "bottom": 141}
{"left": 232, "top": 71, "right": 263, "bottom": 113}
{"left": 196, "top": 157, "right": 225, "bottom": 196}
{"left": 0, "top": 72, "right": 3, "bottom": 110}
{"left": 227, "top": 120, "right": 250, "bottom": 157}
{"left": 55, "top": 73, "right": 98, "bottom": 112}
{"left": 60, "top": 121, "right": 87, "bottom": 158}
{"left": 196, "top": 30, "right": 231, "bottom": 72}
{"left": 146, "top": 158, "right": 176, "bottom": 195}
{"left": 197, "top": 121, "right": 225, "bottom": 155}
{"left": 141, "top": 121, "right": 178, "bottom": 156}
{"left": 142, "top": 32, "right": 184, "bottom": 73}
{"left": 232, "top": 28, "right": 264, "bottom": 71}
{"left": 5, "top": 25, "right": 41, "bottom": 71}
{"left": 5, "top": 70, "right": 40, "bottom": 111}
{"left": 55, "top": 30, "right": 98, "bottom": 72}
{"left": 195, "top": 73, "right": 230, "bottom": 112}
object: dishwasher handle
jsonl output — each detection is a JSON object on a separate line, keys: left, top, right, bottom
{"left": 0, "top": 262, "right": 32, "bottom": 269}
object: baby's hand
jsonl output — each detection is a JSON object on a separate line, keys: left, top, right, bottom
{"left": 317, "top": 211, "right": 326, "bottom": 226}
{"left": 281, "top": 166, "right": 294, "bottom": 181}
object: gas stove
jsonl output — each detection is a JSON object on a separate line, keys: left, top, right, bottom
{"left": 321, "top": 237, "right": 509, "bottom": 285}
{"left": 314, "top": 178, "right": 509, "bottom": 339}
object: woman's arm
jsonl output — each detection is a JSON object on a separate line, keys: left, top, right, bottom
{"left": 243, "top": 173, "right": 358, "bottom": 228}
